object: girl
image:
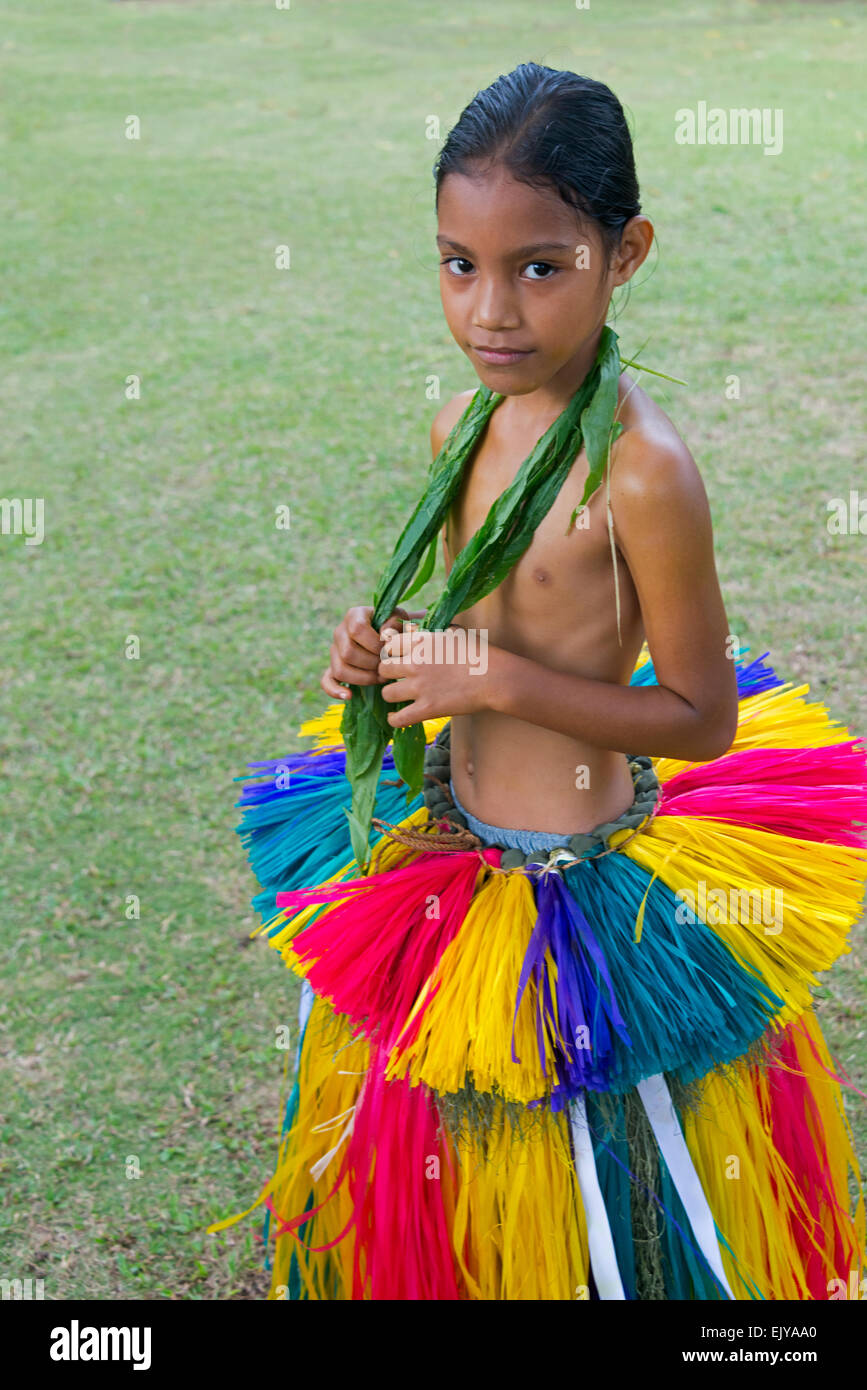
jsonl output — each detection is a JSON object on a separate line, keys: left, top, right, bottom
{"left": 211, "top": 65, "right": 866, "bottom": 1300}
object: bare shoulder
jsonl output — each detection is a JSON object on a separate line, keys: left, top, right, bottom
{"left": 608, "top": 373, "right": 709, "bottom": 522}
{"left": 430, "top": 388, "right": 478, "bottom": 459}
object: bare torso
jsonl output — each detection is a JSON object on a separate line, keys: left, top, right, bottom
{"left": 443, "top": 372, "right": 665, "bottom": 833}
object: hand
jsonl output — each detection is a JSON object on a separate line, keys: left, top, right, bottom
{"left": 377, "top": 621, "right": 496, "bottom": 727}
{"left": 320, "top": 605, "right": 427, "bottom": 703}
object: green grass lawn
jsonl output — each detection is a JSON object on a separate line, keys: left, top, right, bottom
{"left": 1, "top": 0, "right": 864, "bottom": 1299}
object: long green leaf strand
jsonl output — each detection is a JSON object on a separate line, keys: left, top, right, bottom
{"left": 340, "top": 326, "right": 624, "bottom": 872}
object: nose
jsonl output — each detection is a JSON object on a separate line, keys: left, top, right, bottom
{"left": 472, "top": 273, "right": 521, "bottom": 332}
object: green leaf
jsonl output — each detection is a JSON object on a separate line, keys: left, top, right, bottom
{"left": 371, "top": 389, "right": 500, "bottom": 625}
{"left": 575, "top": 327, "right": 622, "bottom": 513}
{"left": 392, "top": 721, "right": 426, "bottom": 801}
{"left": 342, "top": 801, "right": 375, "bottom": 875}
{"left": 340, "top": 684, "right": 394, "bottom": 871}
{"left": 401, "top": 530, "right": 438, "bottom": 601}
{"left": 424, "top": 348, "right": 604, "bottom": 629}
{"left": 341, "top": 685, "right": 386, "bottom": 782}
{"left": 340, "top": 327, "right": 678, "bottom": 864}
{"left": 620, "top": 354, "right": 688, "bottom": 387}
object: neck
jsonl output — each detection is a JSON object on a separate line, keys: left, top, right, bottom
{"left": 495, "top": 321, "right": 608, "bottom": 431}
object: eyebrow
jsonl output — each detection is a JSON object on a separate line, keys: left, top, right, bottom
{"left": 435, "top": 236, "right": 574, "bottom": 257}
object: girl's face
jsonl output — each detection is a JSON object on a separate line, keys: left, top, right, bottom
{"left": 436, "top": 164, "right": 650, "bottom": 397}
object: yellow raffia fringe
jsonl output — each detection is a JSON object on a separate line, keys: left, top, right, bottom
{"left": 210, "top": 985, "right": 589, "bottom": 1300}
{"left": 236, "top": 662, "right": 865, "bottom": 1300}
{"left": 272, "top": 997, "right": 363, "bottom": 1301}
{"left": 653, "top": 681, "right": 856, "bottom": 783}
{"left": 622, "top": 815, "right": 865, "bottom": 1023}
{"left": 452, "top": 1105, "right": 591, "bottom": 1299}
{"left": 214, "top": 995, "right": 863, "bottom": 1300}
{"left": 633, "top": 643, "right": 652, "bottom": 675}
{"left": 206, "top": 994, "right": 364, "bottom": 1300}
{"left": 682, "top": 1010, "right": 865, "bottom": 1301}
{"left": 278, "top": 998, "right": 589, "bottom": 1300}
{"left": 385, "top": 867, "right": 559, "bottom": 1103}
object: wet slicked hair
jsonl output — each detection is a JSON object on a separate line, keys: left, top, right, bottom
{"left": 434, "top": 63, "right": 641, "bottom": 263}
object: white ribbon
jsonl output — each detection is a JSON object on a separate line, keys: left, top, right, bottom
{"left": 568, "top": 1095, "right": 626, "bottom": 1299}
{"left": 298, "top": 976, "right": 315, "bottom": 1036}
{"left": 636, "top": 1072, "right": 734, "bottom": 1299}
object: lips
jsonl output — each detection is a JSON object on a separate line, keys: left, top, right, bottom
{"left": 472, "top": 344, "right": 534, "bottom": 364}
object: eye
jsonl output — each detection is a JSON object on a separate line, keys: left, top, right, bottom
{"left": 523, "top": 261, "right": 558, "bottom": 280}
{"left": 440, "top": 256, "right": 474, "bottom": 276}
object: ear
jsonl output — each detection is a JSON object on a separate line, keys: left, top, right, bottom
{"left": 611, "top": 215, "right": 654, "bottom": 287}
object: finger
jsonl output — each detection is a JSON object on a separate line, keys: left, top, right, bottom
{"left": 385, "top": 608, "right": 426, "bottom": 628}
{"left": 379, "top": 678, "right": 415, "bottom": 705}
{"left": 378, "top": 641, "right": 416, "bottom": 675}
{"left": 335, "top": 628, "right": 381, "bottom": 670}
{"left": 381, "top": 627, "right": 426, "bottom": 653}
{"left": 385, "top": 700, "right": 424, "bottom": 729}
{"left": 381, "top": 608, "right": 410, "bottom": 631}
{"left": 345, "top": 607, "right": 387, "bottom": 659}
{"left": 382, "top": 632, "right": 430, "bottom": 672}
{"left": 378, "top": 629, "right": 406, "bottom": 662}
{"left": 381, "top": 609, "right": 428, "bottom": 639}
{"left": 326, "top": 655, "right": 380, "bottom": 690}
{"left": 379, "top": 629, "right": 422, "bottom": 666}
{"left": 321, "top": 670, "right": 353, "bottom": 702}
{"left": 331, "top": 637, "right": 381, "bottom": 682}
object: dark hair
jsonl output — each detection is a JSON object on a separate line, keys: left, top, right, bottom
{"left": 433, "top": 63, "right": 641, "bottom": 264}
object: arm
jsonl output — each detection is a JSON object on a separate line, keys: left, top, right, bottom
{"left": 486, "top": 431, "right": 739, "bottom": 762}
{"left": 380, "top": 408, "right": 738, "bottom": 760}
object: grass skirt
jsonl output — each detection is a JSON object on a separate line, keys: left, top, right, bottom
{"left": 209, "top": 649, "right": 867, "bottom": 1300}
